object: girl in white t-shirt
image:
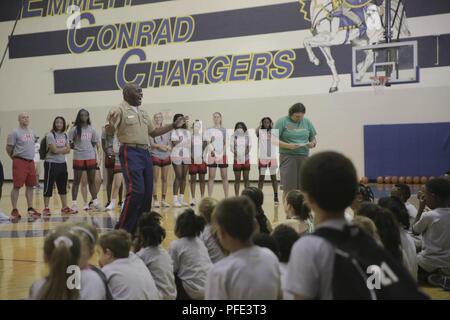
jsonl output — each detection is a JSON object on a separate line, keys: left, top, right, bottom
{"left": 169, "top": 209, "right": 212, "bottom": 300}
{"left": 205, "top": 196, "right": 281, "bottom": 300}
{"left": 257, "top": 117, "right": 279, "bottom": 204}
{"left": 230, "top": 122, "right": 252, "bottom": 196}
{"left": 136, "top": 212, "right": 177, "bottom": 300}
{"left": 170, "top": 114, "right": 190, "bottom": 207}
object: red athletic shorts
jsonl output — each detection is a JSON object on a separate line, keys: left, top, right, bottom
{"left": 104, "top": 155, "right": 115, "bottom": 169}
{"left": 73, "top": 159, "right": 97, "bottom": 171}
{"left": 258, "top": 159, "right": 278, "bottom": 168}
{"left": 233, "top": 160, "right": 251, "bottom": 172}
{"left": 13, "top": 158, "right": 37, "bottom": 188}
{"left": 207, "top": 155, "right": 228, "bottom": 168}
{"left": 189, "top": 163, "right": 207, "bottom": 175}
{"left": 152, "top": 156, "right": 171, "bottom": 167}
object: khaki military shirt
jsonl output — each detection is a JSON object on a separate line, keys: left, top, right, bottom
{"left": 109, "top": 101, "right": 155, "bottom": 145}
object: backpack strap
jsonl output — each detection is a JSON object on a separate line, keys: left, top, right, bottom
{"left": 89, "top": 265, "right": 113, "bottom": 300}
{"left": 313, "top": 225, "right": 360, "bottom": 246}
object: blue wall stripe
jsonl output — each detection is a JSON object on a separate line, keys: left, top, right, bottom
{"left": 53, "top": 33, "right": 450, "bottom": 94}
{"left": 0, "top": 0, "right": 174, "bottom": 22}
{"left": 8, "top": 0, "right": 450, "bottom": 59}
{"left": 2, "top": 0, "right": 450, "bottom": 22}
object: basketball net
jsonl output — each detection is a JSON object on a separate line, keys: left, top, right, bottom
{"left": 370, "top": 75, "right": 390, "bottom": 95}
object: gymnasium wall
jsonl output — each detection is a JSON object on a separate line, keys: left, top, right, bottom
{"left": 0, "top": 0, "right": 449, "bottom": 180}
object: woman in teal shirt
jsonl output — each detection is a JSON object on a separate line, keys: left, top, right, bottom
{"left": 275, "top": 103, "right": 317, "bottom": 200}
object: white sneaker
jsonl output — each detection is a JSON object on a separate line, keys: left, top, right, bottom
{"left": 161, "top": 200, "right": 170, "bottom": 208}
{"left": 83, "top": 203, "right": 90, "bottom": 211}
{"left": 90, "top": 202, "right": 102, "bottom": 211}
{"left": 105, "top": 203, "right": 115, "bottom": 211}
{"left": 173, "top": 199, "right": 182, "bottom": 208}
{"left": 153, "top": 200, "right": 160, "bottom": 208}
{"left": 0, "top": 211, "right": 9, "bottom": 221}
{"left": 190, "top": 199, "right": 196, "bottom": 206}
{"left": 71, "top": 204, "right": 79, "bottom": 214}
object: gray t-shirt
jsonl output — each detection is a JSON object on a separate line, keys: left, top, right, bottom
{"left": 7, "top": 128, "right": 36, "bottom": 160}
{"left": 413, "top": 207, "right": 450, "bottom": 272}
{"left": 151, "top": 132, "right": 171, "bottom": 159}
{"left": 101, "top": 127, "right": 114, "bottom": 156}
{"left": 200, "top": 224, "right": 226, "bottom": 263}
{"left": 137, "top": 246, "right": 177, "bottom": 300}
{"left": 169, "top": 237, "right": 212, "bottom": 300}
{"left": 68, "top": 126, "right": 99, "bottom": 160}
{"left": 102, "top": 252, "right": 160, "bottom": 300}
{"left": 46, "top": 132, "right": 68, "bottom": 163}
{"left": 285, "top": 218, "right": 348, "bottom": 300}
{"left": 205, "top": 246, "right": 281, "bottom": 300}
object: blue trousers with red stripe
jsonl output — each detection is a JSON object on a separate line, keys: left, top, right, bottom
{"left": 116, "top": 145, "right": 153, "bottom": 235}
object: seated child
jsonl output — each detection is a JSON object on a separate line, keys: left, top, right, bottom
{"left": 98, "top": 229, "right": 160, "bottom": 300}
{"left": 391, "top": 183, "right": 418, "bottom": 229}
{"left": 281, "top": 190, "right": 314, "bottom": 234}
{"left": 271, "top": 224, "right": 299, "bottom": 300}
{"left": 413, "top": 178, "right": 450, "bottom": 282}
{"left": 242, "top": 186, "right": 272, "bottom": 234}
{"left": 205, "top": 196, "right": 281, "bottom": 300}
{"left": 198, "top": 197, "right": 227, "bottom": 263}
{"left": 136, "top": 212, "right": 177, "bottom": 300}
{"left": 169, "top": 209, "right": 212, "bottom": 300}
{"left": 29, "top": 227, "right": 81, "bottom": 300}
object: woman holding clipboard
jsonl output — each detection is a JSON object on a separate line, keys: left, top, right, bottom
{"left": 274, "top": 103, "right": 317, "bottom": 200}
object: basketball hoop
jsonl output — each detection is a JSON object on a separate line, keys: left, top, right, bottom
{"left": 370, "top": 75, "right": 390, "bottom": 95}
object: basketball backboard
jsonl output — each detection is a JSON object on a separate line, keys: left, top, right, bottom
{"left": 351, "top": 40, "right": 419, "bottom": 87}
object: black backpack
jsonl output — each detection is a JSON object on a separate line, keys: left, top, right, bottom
{"left": 39, "top": 132, "right": 67, "bottom": 160}
{"left": 313, "top": 225, "right": 429, "bottom": 300}
{"left": 39, "top": 134, "right": 52, "bottom": 160}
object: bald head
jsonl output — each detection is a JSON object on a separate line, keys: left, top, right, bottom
{"left": 18, "top": 112, "right": 30, "bottom": 128}
{"left": 123, "top": 83, "right": 143, "bottom": 106}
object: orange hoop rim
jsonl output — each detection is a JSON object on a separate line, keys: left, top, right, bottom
{"left": 370, "top": 75, "right": 390, "bottom": 86}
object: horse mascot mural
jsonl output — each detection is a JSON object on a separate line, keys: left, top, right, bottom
{"left": 299, "top": 0, "right": 411, "bottom": 93}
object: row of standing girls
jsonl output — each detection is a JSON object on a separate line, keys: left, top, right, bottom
{"left": 7, "top": 109, "right": 280, "bottom": 217}
{"left": 151, "top": 112, "right": 280, "bottom": 209}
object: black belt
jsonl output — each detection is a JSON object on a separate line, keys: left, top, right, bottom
{"left": 123, "top": 143, "right": 149, "bottom": 150}
{"left": 14, "top": 157, "right": 33, "bottom": 162}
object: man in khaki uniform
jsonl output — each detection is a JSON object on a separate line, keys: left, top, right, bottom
{"left": 107, "top": 83, "right": 186, "bottom": 234}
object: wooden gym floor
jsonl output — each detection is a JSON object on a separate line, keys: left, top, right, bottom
{"left": 0, "top": 182, "right": 449, "bottom": 300}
